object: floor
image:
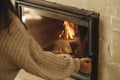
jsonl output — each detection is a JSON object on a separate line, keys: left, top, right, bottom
{"left": 15, "top": 69, "right": 75, "bottom": 80}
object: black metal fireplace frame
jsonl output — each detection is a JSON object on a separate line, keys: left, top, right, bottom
{"left": 15, "top": 0, "right": 99, "bottom": 80}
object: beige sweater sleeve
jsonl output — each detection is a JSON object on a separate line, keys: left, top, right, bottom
{"left": 22, "top": 35, "right": 80, "bottom": 80}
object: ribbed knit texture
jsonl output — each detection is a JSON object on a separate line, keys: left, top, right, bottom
{"left": 0, "top": 11, "right": 80, "bottom": 80}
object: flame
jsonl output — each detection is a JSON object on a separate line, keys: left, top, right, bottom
{"left": 59, "top": 21, "right": 75, "bottom": 39}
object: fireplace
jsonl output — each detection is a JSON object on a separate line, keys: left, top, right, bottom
{"left": 15, "top": 0, "right": 99, "bottom": 80}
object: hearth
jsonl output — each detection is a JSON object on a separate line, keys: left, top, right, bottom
{"left": 15, "top": 0, "right": 99, "bottom": 80}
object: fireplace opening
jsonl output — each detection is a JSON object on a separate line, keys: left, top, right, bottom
{"left": 22, "top": 7, "right": 89, "bottom": 58}
{"left": 15, "top": 0, "right": 99, "bottom": 80}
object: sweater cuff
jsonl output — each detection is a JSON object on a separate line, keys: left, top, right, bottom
{"left": 74, "top": 58, "right": 80, "bottom": 72}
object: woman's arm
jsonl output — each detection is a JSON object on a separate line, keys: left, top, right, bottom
{"left": 22, "top": 35, "right": 80, "bottom": 80}
{"left": 9, "top": 12, "right": 80, "bottom": 80}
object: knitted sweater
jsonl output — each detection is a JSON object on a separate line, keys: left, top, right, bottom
{"left": 0, "top": 11, "right": 80, "bottom": 80}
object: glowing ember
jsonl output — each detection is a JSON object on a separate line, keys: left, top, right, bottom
{"left": 59, "top": 21, "right": 75, "bottom": 40}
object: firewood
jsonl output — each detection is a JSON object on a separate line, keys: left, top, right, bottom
{"left": 53, "top": 39, "right": 72, "bottom": 54}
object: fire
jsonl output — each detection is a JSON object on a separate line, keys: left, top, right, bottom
{"left": 59, "top": 21, "right": 75, "bottom": 40}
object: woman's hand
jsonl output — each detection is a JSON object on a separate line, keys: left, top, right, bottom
{"left": 80, "top": 58, "right": 92, "bottom": 74}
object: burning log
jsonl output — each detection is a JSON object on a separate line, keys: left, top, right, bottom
{"left": 53, "top": 39, "right": 72, "bottom": 54}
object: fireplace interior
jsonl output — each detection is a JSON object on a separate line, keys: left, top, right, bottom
{"left": 22, "top": 8, "right": 89, "bottom": 58}
{"left": 15, "top": 0, "right": 99, "bottom": 80}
